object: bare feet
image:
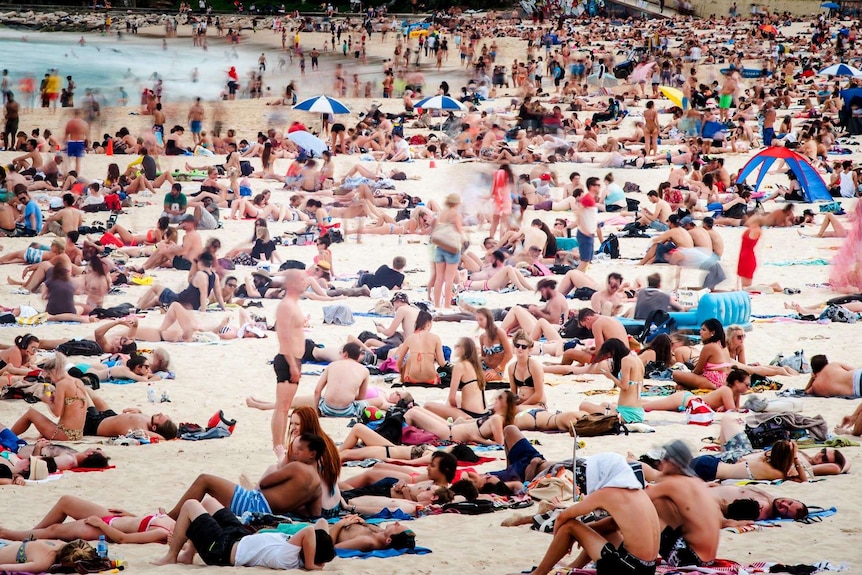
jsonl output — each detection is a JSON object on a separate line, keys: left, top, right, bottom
{"left": 245, "top": 396, "right": 271, "bottom": 410}
{"left": 834, "top": 425, "right": 855, "bottom": 436}
{"left": 150, "top": 555, "right": 177, "bottom": 566}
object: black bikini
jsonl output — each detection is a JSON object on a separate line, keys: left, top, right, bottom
{"left": 513, "top": 365, "right": 535, "bottom": 388}
{"left": 458, "top": 378, "right": 487, "bottom": 419}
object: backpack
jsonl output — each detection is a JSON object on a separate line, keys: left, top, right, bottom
{"left": 574, "top": 414, "right": 626, "bottom": 437}
{"left": 638, "top": 309, "right": 677, "bottom": 344}
{"left": 56, "top": 339, "right": 104, "bottom": 357}
{"left": 625, "top": 197, "right": 641, "bottom": 212}
{"left": 89, "top": 303, "right": 136, "bottom": 319}
{"left": 596, "top": 234, "right": 620, "bottom": 259}
{"left": 745, "top": 417, "right": 791, "bottom": 449}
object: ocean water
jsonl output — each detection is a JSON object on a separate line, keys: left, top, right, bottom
{"left": 0, "top": 29, "right": 263, "bottom": 106}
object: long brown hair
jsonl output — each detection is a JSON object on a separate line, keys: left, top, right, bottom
{"left": 767, "top": 440, "right": 795, "bottom": 477}
{"left": 288, "top": 406, "right": 341, "bottom": 490}
{"left": 477, "top": 308, "right": 499, "bottom": 343}
{"left": 457, "top": 337, "right": 485, "bottom": 391}
{"left": 497, "top": 391, "right": 517, "bottom": 427}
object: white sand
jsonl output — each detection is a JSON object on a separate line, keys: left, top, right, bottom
{"left": 0, "top": 22, "right": 860, "bottom": 574}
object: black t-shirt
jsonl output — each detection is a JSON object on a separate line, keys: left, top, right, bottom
{"left": 251, "top": 239, "right": 276, "bottom": 261}
{"left": 142, "top": 155, "right": 157, "bottom": 180}
{"left": 369, "top": 265, "right": 404, "bottom": 289}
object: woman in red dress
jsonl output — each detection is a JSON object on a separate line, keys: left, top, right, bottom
{"left": 737, "top": 216, "right": 761, "bottom": 288}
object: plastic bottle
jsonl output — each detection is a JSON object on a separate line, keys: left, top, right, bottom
{"left": 96, "top": 535, "right": 108, "bottom": 559}
{"left": 147, "top": 384, "right": 156, "bottom": 404}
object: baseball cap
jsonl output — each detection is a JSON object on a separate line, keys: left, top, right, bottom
{"left": 391, "top": 292, "right": 409, "bottom": 304}
{"left": 661, "top": 440, "right": 698, "bottom": 477}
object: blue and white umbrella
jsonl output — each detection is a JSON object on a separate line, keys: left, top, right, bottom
{"left": 413, "top": 95, "right": 468, "bottom": 111}
{"left": 293, "top": 95, "right": 351, "bottom": 115}
{"left": 817, "top": 63, "right": 862, "bottom": 77}
{"left": 286, "top": 130, "right": 328, "bottom": 158}
{"left": 821, "top": 2, "right": 840, "bottom": 9}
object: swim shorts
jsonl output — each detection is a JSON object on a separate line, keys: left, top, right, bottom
{"left": 659, "top": 526, "right": 706, "bottom": 567}
{"left": 490, "top": 437, "right": 544, "bottom": 482}
{"left": 576, "top": 230, "right": 594, "bottom": 264}
{"left": 230, "top": 485, "right": 273, "bottom": 516}
{"left": 853, "top": 369, "right": 862, "bottom": 397}
{"left": 172, "top": 256, "right": 193, "bottom": 271}
{"left": 722, "top": 431, "right": 753, "bottom": 457}
{"left": 302, "top": 339, "right": 319, "bottom": 363}
{"left": 190, "top": 120, "right": 202, "bottom": 134}
{"left": 273, "top": 353, "right": 301, "bottom": 384}
{"left": 342, "top": 477, "right": 398, "bottom": 501}
{"left": 718, "top": 94, "right": 732, "bottom": 109}
{"left": 67, "top": 140, "right": 85, "bottom": 158}
{"left": 187, "top": 508, "right": 251, "bottom": 566}
{"left": 25, "top": 247, "right": 43, "bottom": 265}
{"left": 596, "top": 542, "right": 656, "bottom": 575}
{"left": 616, "top": 405, "right": 645, "bottom": 424}
{"left": 239, "top": 185, "right": 252, "bottom": 197}
{"left": 318, "top": 397, "right": 368, "bottom": 418}
{"left": 83, "top": 406, "right": 118, "bottom": 436}
{"left": 158, "top": 288, "right": 180, "bottom": 306}
{"left": 691, "top": 455, "right": 719, "bottom": 481}
{"left": 654, "top": 241, "right": 677, "bottom": 264}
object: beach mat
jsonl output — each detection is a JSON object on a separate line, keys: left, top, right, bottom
{"left": 336, "top": 547, "right": 432, "bottom": 559}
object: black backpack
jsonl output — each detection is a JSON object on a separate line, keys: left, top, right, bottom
{"left": 89, "top": 303, "right": 136, "bottom": 319}
{"left": 56, "top": 339, "right": 103, "bottom": 357}
{"left": 596, "top": 234, "right": 620, "bottom": 259}
{"left": 638, "top": 309, "right": 677, "bottom": 344}
{"left": 745, "top": 418, "right": 791, "bottom": 449}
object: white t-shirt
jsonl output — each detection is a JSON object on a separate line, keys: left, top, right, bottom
{"left": 394, "top": 138, "right": 409, "bottom": 156}
{"left": 234, "top": 533, "right": 302, "bottom": 570}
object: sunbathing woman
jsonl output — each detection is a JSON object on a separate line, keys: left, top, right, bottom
{"left": 637, "top": 333, "right": 674, "bottom": 371}
{"left": 9, "top": 353, "right": 87, "bottom": 441}
{"left": 119, "top": 226, "right": 178, "bottom": 259}
{"left": 403, "top": 391, "right": 516, "bottom": 445}
{"left": 396, "top": 311, "right": 446, "bottom": 384}
{"left": 0, "top": 494, "right": 174, "bottom": 543}
{"left": 507, "top": 330, "right": 547, "bottom": 410}
{"left": 0, "top": 537, "right": 97, "bottom": 573}
{"left": 425, "top": 338, "right": 488, "bottom": 420}
{"left": 644, "top": 367, "right": 750, "bottom": 413}
{"left": 725, "top": 325, "right": 798, "bottom": 377}
{"left": 104, "top": 216, "right": 169, "bottom": 247}
{"left": 0, "top": 334, "right": 41, "bottom": 376}
{"left": 477, "top": 308, "right": 512, "bottom": 383}
{"left": 672, "top": 318, "right": 732, "bottom": 390}
{"left": 578, "top": 338, "right": 646, "bottom": 424}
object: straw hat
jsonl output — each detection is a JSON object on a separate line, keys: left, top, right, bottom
{"left": 29, "top": 456, "right": 49, "bottom": 481}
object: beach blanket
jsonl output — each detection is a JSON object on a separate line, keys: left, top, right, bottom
{"left": 335, "top": 546, "right": 432, "bottom": 559}
{"left": 388, "top": 456, "right": 498, "bottom": 467}
{"left": 765, "top": 259, "right": 830, "bottom": 266}
{"left": 103, "top": 378, "right": 136, "bottom": 385}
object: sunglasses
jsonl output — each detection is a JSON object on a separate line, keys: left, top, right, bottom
{"left": 513, "top": 343, "right": 530, "bottom": 350}
{"left": 226, "top": 283, "right": 238, "bottom": 288}
{"left": 820, "top": 448, "right": 833, "bottom": 464}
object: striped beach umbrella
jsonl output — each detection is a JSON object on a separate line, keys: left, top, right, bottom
{"left": 293, "top": 95, "right": 351, "bottom": 114}
{"left": 817, "top": 63, "right": 862, "bottom": 77}
{"left": 413, "top": 95, "right": 468, "bottom": 111}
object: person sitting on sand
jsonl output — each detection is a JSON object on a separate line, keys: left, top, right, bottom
{"left": 153, "top": 497, "right": 334, "bottom": 570}
{"left": 672, "top": 319, "right": 732, "bottom": 390}
{"left": 526, "top": 451, "right": 660, "bottom": 575}
{"left": 0, "top": 494, "right": 175, "bottom": 544}
{"left": 424, "top": 337, "right": 488, "bottom": 420}
{"left": 724, "top": 325, "right": 798, "bottom": 377}
{"left": 805, "top": 354, "right": 862, "bottom": 397}
{"left": 395, "top": 310, "right": 446, "bottom": 384}
{"left": 499, "top": 279, "right": 569, "bottom": 335}
{"left": 9, "top": 353, "right": 87, "bottom": 442}
{"left": 578, "top": 338, "right": 646, "bottom": 424}
{"left": 644, "top": 368, "right": 750, "bottom": 412}
{"left": 82, "top": 387, "right": 177, "bottom": 439}
{"left": 404, "top": 391, "right": 516, "bottom": 445}
{"left": 164, "top": 433, "right": 327, "bottom": 520}
{"left": 329, "top": 515, "right": 417, "bottom": 552}
{"left": 136, "top": 251, "right": 225, "bottom": 311}
{"left": 0, "top": 537, "right": 99, "bottom": 574}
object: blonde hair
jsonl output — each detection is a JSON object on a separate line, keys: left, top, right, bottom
{"left": 256, "top": 226, "right": 271, "bottom": 242}
{"left": 444, "top": 193, "right": 460, "bottom": 207}
{"left": 511, "top": 329, "right": 533, "bottom": 348}
{"left": 43, "top": 352, "right": 68, "bottom": 377}
{"left": 57, "top": 540, "right": 97, "bottom": 566}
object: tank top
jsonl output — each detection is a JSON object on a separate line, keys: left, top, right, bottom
{"left": 839, "top": 171, "right": 856, "bottom": 198}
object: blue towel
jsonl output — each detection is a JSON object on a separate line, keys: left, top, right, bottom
{"left": 353, "top": 311, "right": 395, "bottom": 318}
{"left": 366, "top": 508, "right": 413, "bottom": 521}
{"left": 335, "top": 547, "right": 432, "bottom": 559}
{"left": 104, "top": 378, "right": 137, "bottom": 385}
{"left": 756, "top": 506, "right": 836, "bottom": 526}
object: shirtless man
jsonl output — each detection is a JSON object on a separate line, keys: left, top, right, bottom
{"left": 330, "top": 516, "right": 417, "bottom": 552}
{"left": 701, "top": 217, "right": 724, "bottom": 258}
{"left": 63, "top": 109, "right": 88, "bottom": 174}
{"left": 271, "top": 270, "right": 309, "bottom": 451}
{"left": 718, "top": 73, "right": 737, "bottom": 122}
{"left": 528, "top": 453, "right": 660, "bottom": 575}
{"left": 352, "top": 292, "right": 418, "bottom": 354}
{"left": 805, "top": 354, "right": 862, "bottom": 398}
{"left": 647, "top": 441, "right": 721, "bottom": 568}
{"left": 707, "top": 484, "right": 808, "bottom": 526}
{"left": 591, "top": 272, "right": 625, "bottom": 316}
{"left": 165, "top": 433, "right": 325, "bottom": 520}
{"left": 637, "top": 190, "right": 671, "bottom": 230}
{"left": 40, "top": 194, "right": 82, "bottom": 237}
{"left": 139, "top": 215, "right": 202, "bottom": 271}
{"left": 305, "top": 342, "right": 382, "bottom": 418}
{"left": 501, "top": 279, "right": 569, "bottom": 334}
{"left": 639, "top": 214, "right": 694, "bottom": 265}
{"left": 188, "top": 97, "right": 205, "bottom": 146}
{"left": 643, "top": 100, "right": 659, "bottom": 156}
{"left": 680, "top": 217, "right": 713, "bottom": 253}
{"left": 82, "top": 388, "right": 177, "bottom": 439}
{"left": 562, "top": 308, "right": 629, "bottom": 365}
{"left": 11, "top": 139, "right": 44, "bottom": 174}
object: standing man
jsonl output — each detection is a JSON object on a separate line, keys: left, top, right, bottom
{"left": 718, "top": 71, "right": 737, "bottom": 123}
{"left": 271, "top": 270, "right": 310, "bottom": 451}
{"left": 577, "top": 177, "right": 600, "bottom": 272}
{"left": 63, "top": 109, "right": 88, "bottom": 174}
{"left": 188, "top": 97, "right": 205, "bottom": 146}
{"left": 762, "top": 100, "right": 776, "bottom": 147}
{"left": 4, "top": 92, "right": 18, "bottom": 151}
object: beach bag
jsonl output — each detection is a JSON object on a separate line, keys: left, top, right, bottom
{"left": 574, "top": 414, "right": 625, "bottom": 437}
{"left": 819, "top": 200, "right": 844, "bottom": 214}
{"left": 89, "top": 303, "right": 136, "bottom": 319}
{"left": 531, "top": 262, "right": 552, "bottom": 277}
{"left": 436, "top": 364, "right": 453, "bottom": 387}
{"left": 822, "top": 304, "right": 857, "bottom": 324}
{"left": 685, "top": 398, "right": 715, "bottom": 425}
{"left": 745, "top": 417, "right": 791, "bottom": 449}
{"left": 559, "top": 315, "right": 591, "bottom": 339}
{"left": 374, "top": 411, "right": 405, "bottom": 444}
{"left": 527, "top": 467, "right": 574, "bottom": 501}
{"left": 442, "top": 500, "right": 495, "bottom": 515}
{"left": 430, "top": 222, "right": 462, "bottom": 254}
{"left": 626, "top": 197, "right": 641, "bottom": 212}
{"left": 56, "top": 339, "right": 103, "bottom": 357}
{"left": 239, "top": 160, "right": 254, "bottom": 177}
{"left": 596, "top": 234, "right": 620, "bottom": 259}
{"left": 769, "top": 350, "right": 811, "bottom": 373}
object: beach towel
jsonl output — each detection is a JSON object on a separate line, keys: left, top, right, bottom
{"left": 765, "top": 259, "right": 830, "bottom": 266}
{"left": 585, "top": 453, "right": 643, "bottom": 493}
{"left": 335, "top": 547, "right": 432, "bottom": 559}
{"left": 388, "top": 456, "right": 497, "bottom": 467}
{"left": 756, "top": 506, "right": 836, "bottom": 526}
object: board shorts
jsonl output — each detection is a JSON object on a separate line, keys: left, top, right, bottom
{"left": 318, "top": 397, "right": 368, "bottom": 418}
{"left": 190, "top": 120, "right": 202, "bottom": 134}
{"left": 172, "top": 255, "right": 193, "bottom": 270}
{"left": 67, "top": 140, "right": 85, "bottom": 158}
{"left": 187, "top": 508, "right": 251, "bottom": 566}
{"left": 576, "top": 230, "right": 594, "bottom": 264}
{"left": 273, "top": 353, "right": 302, "bottom": 383}
{"left": 83, "top": 407, "right": 118, "bottom": 436}
{"left": 718, "top": 93, "right": 732, "bottom": 109}
{"left": 659, "top": 526, "right": 707, "bottom": 568}
{"left": 230, "top": 485, "right": 273, "bottom": 515}
{"left": 25, "top": 247, "right": 43, "bottom": 264}
{"left": 342, "top": 477, "right": 397, "bottom": 501}
{"left": 490, "top": 437, "right": 544, "bottom": 482}
{"left": 596, "top": 542, "right": 656, "bottom": 575}
{"left": 853, "top": 369, "right": 862, "bottom": 397}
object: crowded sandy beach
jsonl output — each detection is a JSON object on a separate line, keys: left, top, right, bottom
{"left": 1, "top": 3, "right": 861, "bottom": 574}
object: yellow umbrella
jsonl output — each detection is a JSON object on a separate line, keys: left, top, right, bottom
{"left": 659, "top": 85, "right": 688, "bottom": 110}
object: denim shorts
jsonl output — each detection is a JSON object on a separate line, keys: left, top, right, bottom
{"left": 433, "top": 246, "right": 461, "bottom": 265}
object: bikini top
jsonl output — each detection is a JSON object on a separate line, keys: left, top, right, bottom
{"left": 482, "top": 343, "right": 504, "bottom": 356}
{"left": 458, "top": 378, "right": 478, "bottom": 391}
{"left": 476, "top": 412, "right": 494, "bottom": 440}
{"left": 513, "top": 364, "right": 535, "bottom": 388}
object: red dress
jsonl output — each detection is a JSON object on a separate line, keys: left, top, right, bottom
{"left": 737, "top": 228, "right": 758, "bottom": 280}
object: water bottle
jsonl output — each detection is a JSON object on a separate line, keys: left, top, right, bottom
{"left": 398, "top": 234, "right": 403, "bottom": 245}
{"left": 147, "top": 384, "right": 157, "bottom": 404}
{"left": 96, "top": 535, "right": 108, "bottom": 559}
